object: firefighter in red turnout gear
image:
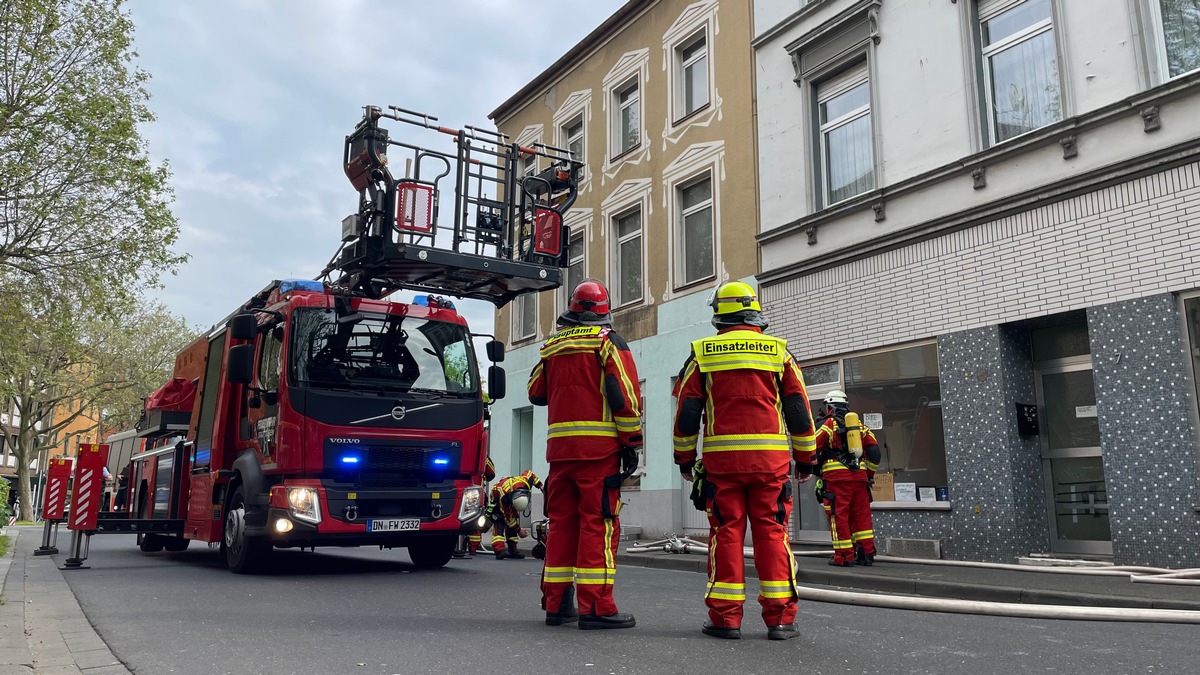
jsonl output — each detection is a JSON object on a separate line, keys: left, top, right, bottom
{"left": 487, "top": 470, "right": 543, "bottom": 559}
{"left": 672, "top": 281, "right": 816, "bottom": 641}
{"left": 467, "top": 457, "right": 497, "bottom": 554}
{"left": 813, "top": 390, "right": 882, "bottom": 566}
{"left": 528, "top": 279, "right": 643, "bottom": 630}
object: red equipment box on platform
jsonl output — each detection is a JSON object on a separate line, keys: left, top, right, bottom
{"left": 41, "top": 458, "right": 72, "bottom": 521}
{"left": 67, "top": 444, "right": 109, "bottom": 531}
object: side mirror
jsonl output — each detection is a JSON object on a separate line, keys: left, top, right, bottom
{"left": 230, "top": 314, "right": 258, "bottom": 341}
{"left": 486, "top": 339, "right": 505, "bottom": 363}
{"left": 227, "top": 344, "right": 255, "bottom": 384}
{"left": 488, "top": 365, "right": 506, "bottom": 400}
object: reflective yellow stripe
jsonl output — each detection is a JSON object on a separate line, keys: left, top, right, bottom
{"left": 614, "top": 416, "right": 640, "bottom": 431}
{"left": 706, "top": 591, "right": 747, "bottom": 601}
{"left": 711, "top": 581, "right": 745, "bottom": 590}
{"left": 543, "top": 566, "right": 575, "bottom": 583}
{"left": 761, "top": 591, "right": 793, "bottom": 599}
{"left": 852, "top": 530, "right": 874, "bottom": 541}
{"left": 692, "top": 331, "right": 787, "bottom": 373}
{"left": 791, "top": 436, "right": 816, "bottom": 452}
{"left": 673, "top": 435, "right": 698, "bottom": 447}
{"left": 702, "top": 435, "right": 791, "bottom": 453}
{"left": 832, "top": 539, "right": 852, "bottom": 549}
{"left": 759, "top": 580, "right": 792, "bottom": 589}
{"left": 548, "top": 421, "right": 619, "bottom": 439}
{"left": 603, "top": 518, "right": 615, "bottom": 570}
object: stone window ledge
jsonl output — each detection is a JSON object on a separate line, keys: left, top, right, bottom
{"left": 871, "top": 501, "right": 951, "bottom": 511}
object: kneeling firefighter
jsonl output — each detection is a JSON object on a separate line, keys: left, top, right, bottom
{"left": 529, "top": 279, "right": 644, "bottom": 630}
{"left": 672, "top": 280, "right": 816, "bottom": 641}
{"left": 487, "top": 470, "right": 543, "bottom": 559}
{"left": 812, "top": 390, "right": 881, "bottom": 566}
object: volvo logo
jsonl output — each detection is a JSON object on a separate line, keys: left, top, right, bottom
{"left": 391, "top": 406, "right": 406, "bottom": 421}
{"left": 329, "top": 438, "right": 361, "bottom": 444}
{"left": 349, "top": 402, "right": 442, "bottom": 425}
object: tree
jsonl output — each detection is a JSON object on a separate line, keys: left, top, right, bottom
{"left": 0, "top": 0, "right": 185, "bottom": 320}
{"left": 0, "top": 296, "right": 196, "bottom": 521}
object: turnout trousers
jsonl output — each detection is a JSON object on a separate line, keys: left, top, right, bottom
{"left": 704, "top": 471, "right": 799, "bottom": 628}
{"left": 823, "top": 474, "right": 875, "bottom": 565}
{"left": 540, "top": 455, "right": 622, "bottom": 617}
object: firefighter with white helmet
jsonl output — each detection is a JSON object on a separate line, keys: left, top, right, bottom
{"left": 486, "top": 470, "right": 543, "bottom": 560}
{"left": 812, "top": 389, "right": 882, "bottom": 566}
{"left": 529, "top": 279, "right": 643, "bottom": 630}
{"left": 672, "top": 280, "right": 816, "bottom": 640}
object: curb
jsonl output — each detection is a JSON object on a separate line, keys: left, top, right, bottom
{"left": 613, "top": 550, "right": 1200, "bottom": 612}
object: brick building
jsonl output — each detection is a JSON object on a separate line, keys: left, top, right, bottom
{"left": 753, "top": 0, "right": 1200, "bottom": 567}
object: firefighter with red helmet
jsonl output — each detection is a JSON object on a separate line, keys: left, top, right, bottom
{"left": 528, "top": 278, "right": 643, "bottom": 630}
{"left": 487, "top": 470, "right": 543, "bottom": 560}
{"left": 467, "top": 456, "right": 497, "bottom": 555}
{"left": 813, "top": 390, "right": 882, "bottom": 566}
{"left": 672, "top": 280, "right": 815, "bottom": 641}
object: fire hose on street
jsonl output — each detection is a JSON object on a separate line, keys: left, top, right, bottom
{"left": 624, "top": 538, "right": 1200, "bottom": 624}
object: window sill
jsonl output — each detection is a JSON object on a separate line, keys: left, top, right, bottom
{"left": 671, "top": 102, "right": 712, "bottom": 128}
{"left": 871, "top": 501, "right": 951, "bottom": 511}
{"left": 673, "top": 275, "right": 717, "bottom": 296}
{"left": 609, "top": 143, "right": 644, "bottom": 164}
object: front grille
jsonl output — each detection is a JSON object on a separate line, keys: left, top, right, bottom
{"left": 367, "top": 446, "right": 436, "bottom": 472}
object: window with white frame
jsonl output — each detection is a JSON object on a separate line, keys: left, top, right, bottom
{"left": 676, "top": 31, "right": 709, "bottom": 121}
{"left": 513, "top": 293, "right": 536, "bottom": 342}
{"left": 612, "top": 207, "right": 643, "bottom": 306}
{"left": 676, "top": 172, "right": 714, "bottom": 286}
{"left": 563, "top": 116, "right": 584, "bottom": 161}
{"left": 1151, "top": 0, "right": 1200, "bottom": 79}
{"left": 522, "top": 152, "right": 537, "bottom": 177}
{"left": 977, "top": 0, "right": 1061, "bottom": 144}
{"left": 614, "top": 78, "right": 641, "bottom": 156}
{"left": 561, "top": 229, "right": 586, "bottom": 310}
{"left": 817, "top": 65, "right": 874, "bottom": 206}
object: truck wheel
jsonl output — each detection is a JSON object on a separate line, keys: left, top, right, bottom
{"left": 138, "top": 533, "right": 164, "bottom": 553}
{"left": 223, "top": 485, "right": 271, "bottom": 574}
{"left": 408, "top": 538, "right": 455, "bottom": 569}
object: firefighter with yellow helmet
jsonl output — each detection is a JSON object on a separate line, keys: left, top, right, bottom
{"left": 672, "top": 280, "right": 816, "bottom": 640}
{"left": 486, "top": 470, "right": 543, "bottom": 560}
{"left": 812, "top": 390, "right": 882, "bottom": 566}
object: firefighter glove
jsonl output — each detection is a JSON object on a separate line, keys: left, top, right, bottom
{"left": 813, "top": 477, "right": 825, "bottom": 501}
{"left": 620, "top": 446, "right": 640, "bottom": 479}
{"left": 678, "top": 460, "right": 696, "bottom": 482}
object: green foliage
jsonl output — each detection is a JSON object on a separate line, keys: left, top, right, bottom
{"left": 0, "top": 478, "right": 10, "bottom": 522}
{"left": 0, "top": 0, "right": 186, "bottom": 318}
{"left": 0, "top": 535, "right": 9, "bottom": 561}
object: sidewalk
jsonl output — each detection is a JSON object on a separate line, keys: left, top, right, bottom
{"left": 0, "top": 526, "right": 130, "bottom": 674}
{"left": 614, "top": 543, "right": 1200, "bottom": 612}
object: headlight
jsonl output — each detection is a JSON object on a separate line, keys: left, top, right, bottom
{"left": 458, "top": 486, "right": 482, "bottom": 521}
{"left": 287, "top": 487, "right": 322, "bottom": 524}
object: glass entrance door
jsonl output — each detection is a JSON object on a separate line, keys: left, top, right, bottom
{"left": 1035, "top": 360, "right": 1111, "bottom": 555}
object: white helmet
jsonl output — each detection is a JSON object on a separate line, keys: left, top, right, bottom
{"left": 510, "top": 489, "right": 531, "bottom": 512}
{"left": 824, "top": 390, "right": 848, "bottom": 405}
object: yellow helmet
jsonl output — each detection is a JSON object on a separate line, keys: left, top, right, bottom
{"left": 708, "top": 281, "right": 768, "bottom": 329}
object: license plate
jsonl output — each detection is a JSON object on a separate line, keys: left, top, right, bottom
{"left": 367, "top": 518, "right": 421, "bottom": 532}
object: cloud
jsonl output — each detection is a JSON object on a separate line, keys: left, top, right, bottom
{"left": 128, "top": 0, "right": 624, "bottom": 335}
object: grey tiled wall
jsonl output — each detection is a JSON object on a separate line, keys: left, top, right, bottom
{"left": 1089, "top": 294, "right": 1200, "bottom": 568}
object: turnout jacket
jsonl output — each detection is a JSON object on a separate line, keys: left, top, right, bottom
{"left": 490, "top": 472, "right": 543, "bottom": 527}
{"left": 672, "top": 327, "right": 816, "bottom": 475}
{"left": 814, "top": 416, "right": 881, "bottom": 482}
{"left": 527, "top": 325, "right": 643, "bottom": 462}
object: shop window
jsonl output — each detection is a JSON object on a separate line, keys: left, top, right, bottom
{"left": 842, "top": 343, "right": 947, "bottom": 488}
{"left": 1185, "top": 297, "right": 1200, "bottom": 422}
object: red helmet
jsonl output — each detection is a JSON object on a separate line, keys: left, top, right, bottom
{"left": 559, "top": 278, "right": 612, "bottom": 326}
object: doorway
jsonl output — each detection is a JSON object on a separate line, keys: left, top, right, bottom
{"left": 1034, "top": 354, "right": 1111, "bottom": 556}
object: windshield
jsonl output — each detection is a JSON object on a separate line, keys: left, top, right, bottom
{"left": 290, "top": 308, "right": 478, "bottom": 395}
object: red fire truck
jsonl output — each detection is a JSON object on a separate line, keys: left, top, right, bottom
{"left": 94, "top": 104, "right": 581, "bottom": 573}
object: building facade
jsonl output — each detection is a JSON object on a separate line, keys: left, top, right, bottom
{"left": 754, "top": 0, "right": 1200, "bottom": 567}
{"left": 488, "top": 0, "right": 761, "bottom": 536}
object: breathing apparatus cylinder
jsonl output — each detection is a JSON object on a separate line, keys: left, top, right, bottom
{"left": 844, "top": 412, "right": 864, "bottom": 459}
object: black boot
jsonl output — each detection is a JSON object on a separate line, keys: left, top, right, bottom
{"left": 507, "top": 542, "right": 525, "bottom": 560}
{"left": 767, "top": 623, "right": 800, "bottom": 640}
{"left": 855, "top": 549, "right": 875, "bottom": 566}
{"left": 579, "top": 612, "right": 636, "bottom": 630}
{"left": 545, "top": 586, "right": 578, "bottom": 626}
{"left": 494, "top": 548, "right": 509, "bottom": 560}
{"left": 701, "top": 619, "right": 741, "bottom": 640}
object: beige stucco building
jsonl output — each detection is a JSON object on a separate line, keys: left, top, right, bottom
{"left": 487, "top": 0, "right": 762, "bottom": 535}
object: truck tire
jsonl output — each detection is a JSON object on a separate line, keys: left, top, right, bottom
{"left": 223, "top": 485, "right": 271, "bottom": 574}
{"left": 138, "top": 533, "right": 164, "bottom": 553}
{"left": 408, "top": 537, "right": 455, "bottom": 570}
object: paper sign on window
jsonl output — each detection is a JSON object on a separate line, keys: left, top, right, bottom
{"left": 863, "top": 413, "right": 883, "bottom": 430}
{"left": 1075, "top": 405, "right": 1097, "bottom": 418}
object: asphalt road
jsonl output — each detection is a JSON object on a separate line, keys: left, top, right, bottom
{"left": 61, "top": 535, "right": 1197, "bottom": 675}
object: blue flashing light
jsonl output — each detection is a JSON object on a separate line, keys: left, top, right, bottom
{"left": 280, "top": 279, "right": 325, "bottom": 294}
{"left": 432, "top": 457, "right": 450, "bottom": 466}
{"left": 340, "top": 455, "right": 361, "bottom": 465}
{"left": 412, "top": 295, "right": 429, "bottom": 306}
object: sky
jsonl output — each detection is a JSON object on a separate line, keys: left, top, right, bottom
{"left": 127, "top": 0, "right": 625, "bottom": 340}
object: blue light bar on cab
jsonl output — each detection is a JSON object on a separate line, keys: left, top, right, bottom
{"left": 432, "top": 457, "right": 450, "bottom": 466}
{"left": 340, "top": 455, "right": 361, "bottom": 465}
{"left": 412, "top": 295, "right": 429, "bottom": 306}
{"left": 279, "top": 279, "right": 325, "bottom": 294}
